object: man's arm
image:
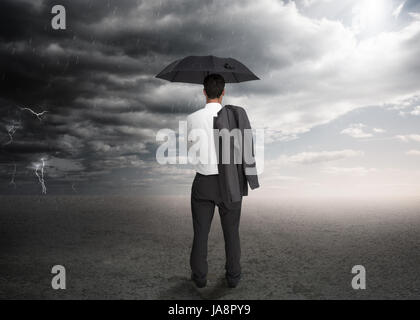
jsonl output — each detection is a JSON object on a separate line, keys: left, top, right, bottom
{"left": 186, "top": 115, "right": 193, "bottom": 160}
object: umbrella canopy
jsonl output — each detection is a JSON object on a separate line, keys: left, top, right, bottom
{"left": 155, "top": 55, "right": 260, "bottom": 84}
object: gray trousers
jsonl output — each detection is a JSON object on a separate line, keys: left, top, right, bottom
{"left": 190, "top": 172, "right": 242, "bottom": 283}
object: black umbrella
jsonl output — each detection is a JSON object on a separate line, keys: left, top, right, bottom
{"left": 155, "top": 55, "right": 260, "bottom": 84}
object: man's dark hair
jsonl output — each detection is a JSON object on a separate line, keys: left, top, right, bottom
{"left": 203, "top": 74, "right": 225, "bottom": 99}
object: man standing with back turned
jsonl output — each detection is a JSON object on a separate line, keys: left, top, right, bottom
{"left": 187, "top": 73, "right": 259, "bottom": 289}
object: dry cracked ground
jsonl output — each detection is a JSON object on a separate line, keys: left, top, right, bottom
{"left": 1, "top": 195, "right": 420, "bottom": 299}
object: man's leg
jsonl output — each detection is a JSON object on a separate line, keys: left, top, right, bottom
{"left": 218, "top": 199, "right": 242, "bottom": 287}
{"left": 190, "top": 194, "right": 216, "bottom": 286}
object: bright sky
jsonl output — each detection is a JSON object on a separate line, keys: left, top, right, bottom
{"left": 221, "top": 0, "right": 420, "bottom": 199}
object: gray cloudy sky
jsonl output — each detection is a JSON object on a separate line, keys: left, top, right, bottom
{"left": 1, "top": 0, "right": 420, "bottom": 198}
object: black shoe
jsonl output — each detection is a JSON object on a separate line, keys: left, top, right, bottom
{"left": 191, "top": 273, "right": 207, "bottom": 288}
{"left": 226, "top": 278, "right": 239, "bottom": 288}
{"left": 225, "top": 271, "right": 241, "bottom": 288}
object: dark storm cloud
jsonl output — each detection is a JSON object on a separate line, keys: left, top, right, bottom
{"left": 0, "top": 0, "right": 203, "bottom": 194}
{"left": 0, "top": 0, "right": 265, "bottom": 193}
{"left": 0, "top": 0, "right": 267, "bottom": 115}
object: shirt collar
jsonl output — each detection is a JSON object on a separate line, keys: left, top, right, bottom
{"left": 205, "top": 102, "right": 222, "bottom": 112}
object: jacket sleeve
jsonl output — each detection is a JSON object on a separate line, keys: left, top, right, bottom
{"left": 238, "top": 108, "right": 260, "bottom": 190}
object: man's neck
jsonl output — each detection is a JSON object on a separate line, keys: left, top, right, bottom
{"left": 206, "top": 99, "right": 222, "bottom": 104}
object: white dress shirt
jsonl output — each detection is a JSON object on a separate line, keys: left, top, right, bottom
{"left": 187, "top": 102, "right": 222, "bottom": 175}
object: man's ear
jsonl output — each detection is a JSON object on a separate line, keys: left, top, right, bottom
{"left": 221, "top": 89, "right": 225, "bottom": 96}
{"left": 203, "top": 88, "right": 207, "bottom": 97}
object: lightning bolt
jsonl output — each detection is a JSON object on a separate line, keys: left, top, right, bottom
{"left": 5, "top": 107, "right": 51, "bottom": 192}
{"left": 5, "top": 125, "right": 18, "bottom": 145}
{"left": 21, "top": 106, "right": 49, "bottom": 195}
{"left": 19, "top": 107, "right": 48, "bottom": 121}
{"left": 3, "top": 121, "right": 21, "bottom": 145}
{"left": 34, "top": 158, "right": 47, "bottom": 194}
{"left": 9, "top": 163, "right": 17, "bottom": 188}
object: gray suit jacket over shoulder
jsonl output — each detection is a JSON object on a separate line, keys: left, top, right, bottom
{"left": 214, "top": 104, "right": 260, "bottom": 203}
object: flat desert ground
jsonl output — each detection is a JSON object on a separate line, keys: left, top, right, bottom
{"left": 1, "top": 195, "right": 420, "bottom": 299}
